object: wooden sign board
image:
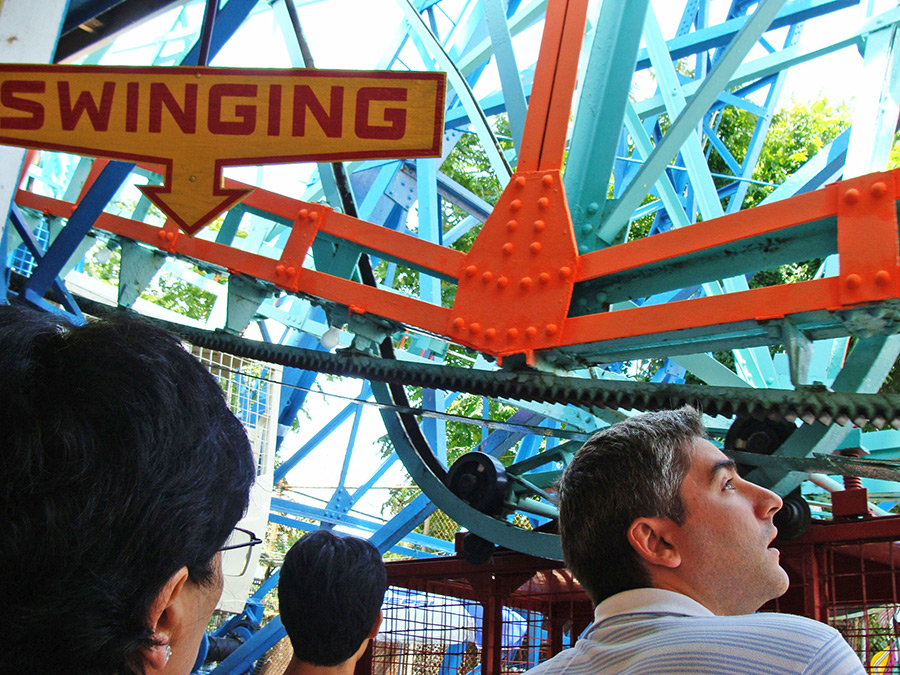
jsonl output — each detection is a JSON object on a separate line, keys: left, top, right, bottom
{"left": 0, "top": 65, "right": 446, "bottom": 234}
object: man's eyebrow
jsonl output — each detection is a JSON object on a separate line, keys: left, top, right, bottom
{"left": 711, "top": 458, "right": 737, "bottom": 481}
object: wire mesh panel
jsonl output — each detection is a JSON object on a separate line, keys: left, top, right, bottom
{"left": 191, "top": 345, "right": 281, "bottom": 613}
{"left": 766, "top": 515, "right": 900, "bottom": 673}
{"left": 191, "top": 346, "right": 279, "bottom": 479}
{"left": 364, "top": 518, "right": 900, "bottom": 675}
{"left": 363, "top": 551, "right": 592, "bottom": 675}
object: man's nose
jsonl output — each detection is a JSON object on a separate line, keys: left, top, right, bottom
{"left": 752, "top": 482, "right": 783, "bottom": 519}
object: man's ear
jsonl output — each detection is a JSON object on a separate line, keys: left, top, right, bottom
{"left": 141, "top": 567, "right": 189, "bottom": 671}
{"left": 627, "top": 517, "right": 682, "bottom": 569}
{"left": 367, "top": 609, "right": 383, "bottom": 640}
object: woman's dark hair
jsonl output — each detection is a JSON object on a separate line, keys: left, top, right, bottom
{"left": 0, "top": 305, "right": 255, "bottom": 674}
{"left": 279, "top": 530, "right": 387, "bottom": 666}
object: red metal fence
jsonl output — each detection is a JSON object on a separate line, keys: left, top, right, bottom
{"left": 357, "top": 516, "right": 900, "bottom": 675}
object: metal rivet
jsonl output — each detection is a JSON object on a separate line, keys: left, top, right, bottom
{"left": 485, "top": 328, "right": 497, "bottom": 340}
{"left": 525, "top": 326, "right": 537, "bottom": 338}
{"left": 843, "top": 188, "right": 860, "bottom": 205}
{"left": 871, "top": 181, "right": 888, "bottom": 198}
{"left": 453, "top": 317, "right": 466, "bottom": 330}
{"left": 497, "top": 276, "right": 508, "bottom": 289}
{"left": 482, "top": 271, "right": 494, "bottom": 283}
{"left": 299, "top": 209, "right": 309, "bottom": 219}
{"left": 530, "top": 242, "right": 542, "bottom": 254}
{"left": 515, "top": 176, "right": 526, "bottom": 188}
{"left": 157, "top": 230, "right": 167, "bottom": 241}
{"left": 510, "top": 199, "right": 522, "bottom": 211}
{"left": 876, "top": 270, "right": 891, "bottom": 286}
{"left": 166, "top": 232, "right": 175, "bottom": 241}
{"left": 502, "top": 242, "right": 515, "bottom": 255}
{"left": 507, "top": 327, "right": 519, "bottom": 340}
{"left": 507, "top": 219, "right": 518, "bottom": 232}
{"left": 287, "top": 266, "right": 296, "bottom": 276}
{"left": 520, "top": 277, "right": 532, "bottom": 290}
{"left": 539, "top": 272, "right": 551, "bottom": 284}
{"left": 466, "top": 265, "right": 478, "bottom": 277}
{"left": 275, "top": 265, "right": 286, "bottom": 277}
{"left": 559, "top": 266, "right": 572, "bottom": 279}
{"left": 310, "top": 211, "right": 319, "bottom": 221}
{"left": 469, "top": 322, "right": 481, "bottom": 334}
{"left": 845, "top": 273, "right": 862, "bottom": 290}
{"left": 545, "top": 324, "right": 558, "bottom": 336}
{"left": 542, "top": 174, "right": 554, "bottom": 186}
{"left": 538, "top": 197, "right": 550, "bottom": 209}
{"left": 534, "top": 220, "right": 546, "bottom": 232}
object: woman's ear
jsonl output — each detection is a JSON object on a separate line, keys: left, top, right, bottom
{"left": 627, "top": 517, "right": 682, "bottom": 570}
{"left": 141, "top": 567, "right": 189, "bottom": 672}
{"left": 367, "top": 609, "right": 383, "bottom": 640}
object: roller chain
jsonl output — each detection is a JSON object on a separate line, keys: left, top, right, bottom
{"left": 82, "top": 298, "right": 900, "bottom": 431}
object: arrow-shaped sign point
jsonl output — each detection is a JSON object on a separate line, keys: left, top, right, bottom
{"left": 139, "top": 164, "right": 252, "bottom": 236}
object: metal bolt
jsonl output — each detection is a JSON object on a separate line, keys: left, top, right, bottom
{"left": 843, "top": 188, "right": 860, "bottom": 205}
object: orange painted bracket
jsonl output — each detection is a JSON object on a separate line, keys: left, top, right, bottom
{"left": 448, "top": 170, "right": 577, "bottom": 362}
{"left": 836, "top": 172, "right": 900, "bottom": 305}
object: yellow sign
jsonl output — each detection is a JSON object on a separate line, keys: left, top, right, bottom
{"left": 0, "top": 65, "right": 446, "bottom": 234}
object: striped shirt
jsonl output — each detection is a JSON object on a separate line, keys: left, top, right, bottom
{"left": 527, "top": 589, "right": 865, "bottom": 675}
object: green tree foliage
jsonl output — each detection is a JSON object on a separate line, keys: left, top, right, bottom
{"left": 712, "top": 98, "right": 850, "bottom": 209}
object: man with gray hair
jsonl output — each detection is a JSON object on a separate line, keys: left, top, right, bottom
{"left": 528, "top": 407, "right": 864, "bottom": 674}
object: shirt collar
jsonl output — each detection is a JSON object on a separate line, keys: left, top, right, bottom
{"left": 593, "top": 588, "right": 716, "bottom": 624}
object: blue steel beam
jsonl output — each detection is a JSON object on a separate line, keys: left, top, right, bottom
{"left": 482, "top": 0, "right": 528, "bottom": 152}
{"left": 748, "top": 335, "right": 900, "bottom": 494}
{"left": 563, "top": 0, "right": 650, "bottom": 249}
{"left": 601, "top": 0, "right": 788, "bottom": 243}
{"left": 273, "top": 382, "right": 373, "bottom": 483}
{"left": 9, "top": 206, "right": 84, "bottom": 321}
{"left": 635, "top": 5, "right": 900, "bottom": 119}
{"left": 633, "top": 0, "right": 858, "bottom": 70}
{"left": 395, "top": 0, "right": 512, "bottom": 180}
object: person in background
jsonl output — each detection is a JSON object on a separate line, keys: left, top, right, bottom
{"left": 527, "top": 406, "right": 864, "bottom": 675}
{"left": 278, "top": 530, "right": 387, "bottom": 675}
{"left": 0, "top": 304, "right": 256, "bottom": 674}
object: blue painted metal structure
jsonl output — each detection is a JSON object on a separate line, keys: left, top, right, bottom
{"left": 5, "top": 0, "right": 900, "bottom": 672}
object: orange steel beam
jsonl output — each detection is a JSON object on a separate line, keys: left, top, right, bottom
{"left": 15, "top": 159, "right": 900, "bottom": 364}
{"left": 516, "top": 0, "right": 589, "bottom": 172}
{"left": 574, "top": 188, "right": 835, "bottom": 282}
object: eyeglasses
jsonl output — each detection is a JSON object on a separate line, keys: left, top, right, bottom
{"left": 220, "top": 527, "right": 263, "bottom": 577}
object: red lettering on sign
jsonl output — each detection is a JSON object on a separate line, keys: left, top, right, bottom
{"left": 149, "top": 82, "right": 197, "bottom": 134}
{"left": 58, "top": 81, "right": 115, "bottom": 132}
{"left": 126, "top": 82, "right": 139, "bottom": 132}
{"left": 267, "top": 84, "right": 281, "bottom": 137}
{"left": 292, "top": 85, "right": 343, "bottom": 138}
{"left": 355, "top": 87, "right": 407, "bottom": 140}
{"left": 208, "top": 83, "right": 257, "bottom": 135}
{"left": 0, "top": 80, "right": 45, "bottom": 130}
